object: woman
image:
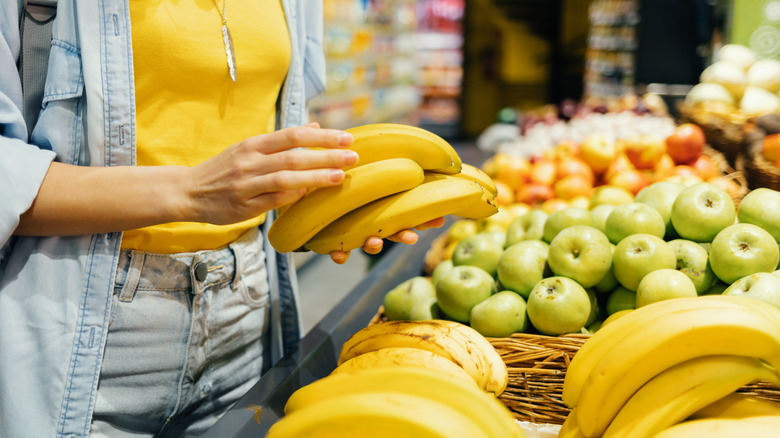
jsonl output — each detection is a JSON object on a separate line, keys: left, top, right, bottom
{"left": 0, "top": 1, "right": 440, "bottom": 436}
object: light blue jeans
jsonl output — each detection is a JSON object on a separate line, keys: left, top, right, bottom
{"left": 90, "top": 228, "right": 270, "bottom": 437}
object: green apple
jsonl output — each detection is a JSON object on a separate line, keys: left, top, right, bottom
{"left": 477, "top": 231, "right": 507, "bottom": 249}
{"left": 447, "top": 219, "right": 480, "bottom": 242}
{"left": 383, "top": 276, "right": 437, "bottom": 321}
{"left": 585, "top": 288, "right": 600, "bottom": 327}
{"left": 667, "top": 238, "right": 715, "bottom": 294}
{"left": 590, "top": 204, "right": 616, "bottom": 234}
{"left": 496, "top": 240, "right": 550, "bottom": 299}
{"left": 547, "top": 225, "right": 612, "bottom": 288}
{"left": 737, "top": 188, "right": 780, "bottom": 243}
{"left": 670, "top": 182, "right": 736, "bottom": 243}
{"left": 635, "top": 268, "right": 698, "bottom": 308}
{"left": 604, "top": 202, "right": 666, "bottom": 244}
{"left": 723, "top": 272, "right": 780, "bottom": 310}
{"left": 542, "top": 207, "right": 594, "bottom": 243}
{"left": 505, "top": 209, "right": 548, "bottom": 247}
{"left": 452, "top": 233, "right": 504, "bottom": 277}
{"left": 526, "top": 276, "right": 591, "bottom": 335}
{"left": 431, "top": 259, "right": 454, "bottom": 287}
{"left": 703, "top": 280, "right": 729, "bottom": 295}
{"left": 408, "top": 297, "right": 441, "bottom": 321}
{"left": 709, "top": 223, "right": 780, "bottom": 284}
{"left": 635, "top": 180, "right": 686, "bottom": 238}
{"left": 435, "top": 265, "right": 496, "bottom": 322}
{"left": 606, "top": 286, "right": 637, "bottom": 315}
{"left": 593, "top": 243, "right": 619, "bottom": 294}
{"left": 469, "top": 290, "right": 528, "bottom": 337}
{"left": 612, "top": 234, "right": 677, "bottom": 291}
{"left": 587, "top": 320, "right": 604, "bottom": 334}
{"left": 589, "top": 185, "right": 634, "bottom": 209}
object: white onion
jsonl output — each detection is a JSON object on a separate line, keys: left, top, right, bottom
{"left": 685, "top": 83, "right": 735, "bottom": 105}
{"left": 700, "top": 61, "right": 747, "bottom": 97}
{"left": 740, "top": 86, "right": 780, "bottom": 114}
{"left": 716, "top": 44, "right": 757, "bottom": 71}
{"left": 747, "top": 58, "right": 780, "bottom": 93}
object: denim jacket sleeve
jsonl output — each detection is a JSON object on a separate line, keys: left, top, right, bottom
{"left": 0, "top": 1, "right": 57, "bottom": 253}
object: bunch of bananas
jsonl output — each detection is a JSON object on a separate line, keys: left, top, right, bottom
{"left": 268, "top": 123, "right": 499, "bottom": 254}
{"left": 558, "top": 294, "right": 780, "bottom": 438}
{"left": 336, "top": 319, "right": 509, "bottom": 396}
{"left": 266, "top": 320, "right": 521, "bottom": 438}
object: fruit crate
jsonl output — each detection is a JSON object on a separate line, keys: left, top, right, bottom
{"left": 370, "top": 307, "right": 780, "bottom": 425}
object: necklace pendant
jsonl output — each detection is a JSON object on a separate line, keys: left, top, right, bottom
{"left": 221, "top": 23, "right": 237, "bottom": 82}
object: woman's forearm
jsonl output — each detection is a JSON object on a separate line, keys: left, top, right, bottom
{"left": 15, "top": 162, "right": 191, "bottom": 236}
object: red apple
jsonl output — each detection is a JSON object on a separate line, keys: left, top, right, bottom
{"left": 689, "top": 155, "right": 721, "bottom": 181}
{"left": 666, "top": 123, "right": 705, "bottom": 164}
{"left": 529, "top": 159, "right": 557, "bottom": 186}
{"left": 624, "top": 134, "right": 667, "bottom": 170}
{"left": 609, "top": 169, "right": 650, "bottom": 195}
{"left": 556, "top": 157, "right": 595, "bottom": 185}
{"left": 554, "top": 174, "right": 594, "bottom": 200}
{"left": 515, "top": 183, "right": 555, "bottom": 205}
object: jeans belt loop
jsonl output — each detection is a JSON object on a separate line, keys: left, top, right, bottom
{"left": 119, "top": 250, "right": 145, "bottom": 302}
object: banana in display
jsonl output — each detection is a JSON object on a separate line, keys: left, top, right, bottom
{"left": 559, "top": 295, "right": 780, "bottom": 438}
{"left": 602, "top": 355, "right": 779, "bottom": 438}
{"left": 689, "top": 392, "right": 780, "bottom": 420}
{"left": 283, "top": 366, "right": 522, "bottom": 437}
{"left": 268, "top": 157, "right": 425, "bottom": 253}
{"left": 343, "top": 123, "right": 462, "bottom": 174}
{"left": 268, "top": 390, "right": 488, "bottom": 438}
{"left": 303, "top": 174, "right": 486, "bottom": 254}
{"left": 652, "top": 416, "right": 780, "bottom": 438}
{"left": 337, "top": 319, "right": 508, "bottom": 396}
{"left": 331, "top": 346, "right": 476, "bottom": 387}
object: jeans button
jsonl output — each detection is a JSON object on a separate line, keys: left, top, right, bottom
{"left": 194, "top": 262, "right": 208, "bottom": 282}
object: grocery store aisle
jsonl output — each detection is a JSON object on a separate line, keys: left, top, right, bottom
{"left": 295, "top": 141, "right": 487, "bottom": 334}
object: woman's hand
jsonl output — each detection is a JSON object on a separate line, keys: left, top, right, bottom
{"left": 185, "top": 123, "right": 356, "bottom": 225}
{"left": 329, "top": 216, "right": 446, "bottom": 264}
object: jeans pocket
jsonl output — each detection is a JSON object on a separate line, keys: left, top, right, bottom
{"left": 235, "top": 272, "right": 270, "bottom": 309}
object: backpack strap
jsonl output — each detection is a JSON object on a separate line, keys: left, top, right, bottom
{"left": 18, "top": 0, "right": 58, "bottom": 138}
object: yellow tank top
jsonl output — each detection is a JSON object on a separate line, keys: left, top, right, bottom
{"left": 123, "top": 0, "right": 291, "bottom": 253}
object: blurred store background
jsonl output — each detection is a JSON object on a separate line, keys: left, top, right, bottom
{"left": 308, "top": 0, "right": 776, "bottom": 140}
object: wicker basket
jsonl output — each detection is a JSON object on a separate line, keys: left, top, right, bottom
{"left": 369, "top": 309, "right": 780, "bottom": 424}
{"left": 678, "top": 102, "right": 750, "bottom": 168}
{"left": 737, "top": 137, "right": 780, "bottom": 191}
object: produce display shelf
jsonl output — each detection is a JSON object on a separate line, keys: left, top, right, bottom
{"left": 202, "top": 224, "right": 448, "bottom": 437}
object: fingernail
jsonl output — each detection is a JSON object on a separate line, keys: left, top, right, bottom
{"left": 338, "top": 133, "right": 353, "bottom": 145}
{"left": 329, "top": 169, "right": 345, "bottom": 183}
{"left": 343, "top": 151, "right": 359, "bottom": 165}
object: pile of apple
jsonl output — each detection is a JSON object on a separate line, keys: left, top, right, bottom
{"left": 480, "top": 122, "right": 744, "bottom": 218}
{"left": 384, "top": 180, "right": 780, "bottom": 339}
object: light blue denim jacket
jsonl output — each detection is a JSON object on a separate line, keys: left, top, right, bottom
{"left": 0, "top": 1, "right": 326, "bottom": 436}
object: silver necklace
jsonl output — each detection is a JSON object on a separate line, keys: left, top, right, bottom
{"left": 214, "top": 0, "right": 237, "bottom": 82}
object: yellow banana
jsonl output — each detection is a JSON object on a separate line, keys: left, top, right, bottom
{"left": 430, "top": 319, "right": 509, "bottom": 396}
{"left": 574, "top": 297, "right": 780, "bottom": 437}
{"left": 452, "top": 186, "right": 499, "bottom": 218}
{"left": 689, "top": 392, "right": 780, "bottom": 420}
{"left": 603, "top": 355, "right": 780, "bottom": 438}
{"left": 268, "top": 390, "right": 488, "bottom": 438}
{"left": 344, "top": 123, "right": 462, "bottom": 174}
{"left": 337, "top": 320, "right": 507, "bottom": 396}
{"left": 304, "top": 174, "right": 483, "bottom": 254}
{"left": 268, "top": 158, "right": 425, "bottom": 253}
{"left": 453, "top": 163, "right": 498, "bottom": 196}
{"left": 284, "top": 367, "right": 523, "bottom": 437}
{"left": 559, "top": 409, "right": 587, "bottom": 438}
{"left": 331, "top": 346, "right": 477, "bottom": 388}
{"left": 563, "top": 295, "right": 780, "bottom": 408}
{"left": 653, "top": 416, "right": 780, "bottom": 438}
{"left": 421, "top": 172, "right": 497, "bottom": 219}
